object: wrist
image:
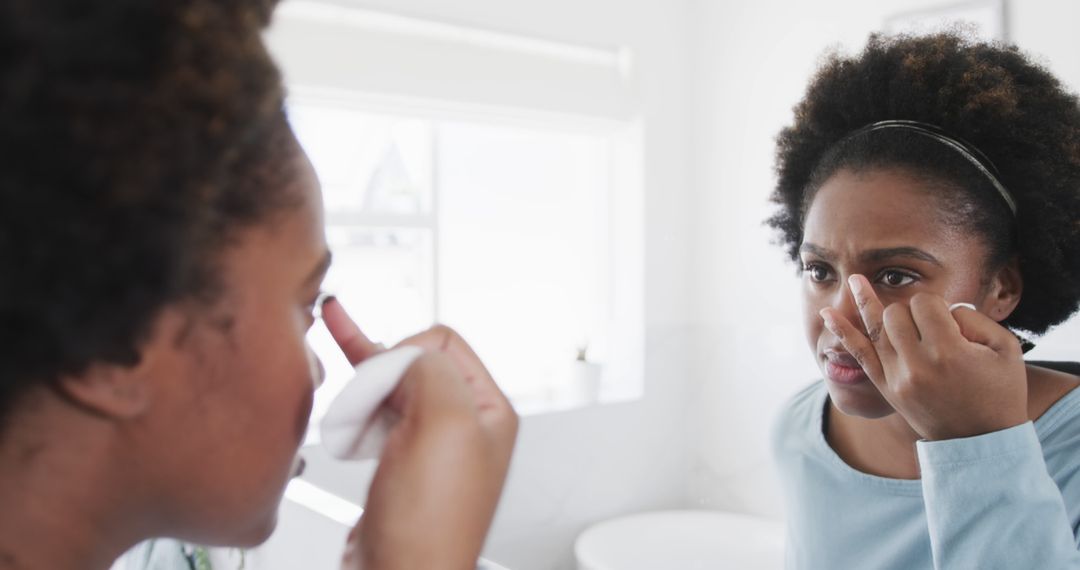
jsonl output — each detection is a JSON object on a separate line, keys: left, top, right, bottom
{"left": 924, "top": 415, "right": 1029, "bottom": 441}
{"left": 916, "top": 421, "right": 1039, "bottom": 471}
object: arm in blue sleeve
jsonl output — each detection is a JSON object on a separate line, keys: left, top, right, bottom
{"left": 918, "top": 422, "right": 1080, "bottom": 569}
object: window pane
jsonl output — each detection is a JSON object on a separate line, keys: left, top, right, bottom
{"left": 287, "top": 103, "right": 433, "bottom": 216}
{"left": 436, "top": 122, "right": 613, "bottom": 405}
{"left": 291, "top": 99, "right": 639, "bottom": 416}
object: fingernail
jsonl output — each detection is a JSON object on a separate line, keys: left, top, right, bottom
{"left": 320, "top": 293, "right": 336, "bottom": 308}
{"left": 820, "top": 310, "right": 837, "bottom": 332}
{"left": 848, "top": 275, "right": 864, "bottom": 297}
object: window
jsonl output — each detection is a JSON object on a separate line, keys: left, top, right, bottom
{"left": 290, "top": 95, "right": 643, "bottom": 433}
{"left": 266, "top": 0, "right": 643, "bottom": 430}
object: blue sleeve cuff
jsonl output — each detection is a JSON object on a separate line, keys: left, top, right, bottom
{"left": 916, "top": 422, "right": 1040, "bottom": 468}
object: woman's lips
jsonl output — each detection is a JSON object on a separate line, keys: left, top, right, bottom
{"left": 824, "top": 351, "right": 869, "bottom": 385}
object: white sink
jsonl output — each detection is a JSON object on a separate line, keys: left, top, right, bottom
{"left": 575, "top": 510, "right": 785, "bottom": 570}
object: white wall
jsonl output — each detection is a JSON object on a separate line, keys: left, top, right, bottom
{"left": 686, "top": 0, "right": 1080, "bottom": 519}
{"left": 256, "top": 1, "right": 698, "bottom": 569}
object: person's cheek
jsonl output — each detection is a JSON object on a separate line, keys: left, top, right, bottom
{"left": 295, "top": 388, "right": 314, "bottom": 440}
{"left": 292, "top": 357, "right": 316, "bottom": 447}
{"left": 306, "top": 343, "right": 325, "bottom": 389}
{"left": 802, "top": 284, "right": 825, "bottom": 351}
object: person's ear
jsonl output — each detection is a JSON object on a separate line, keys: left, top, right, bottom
{"left": 54, "top": 309, "right": 189, "bottom": 419}
{"left": 982, "top": 257, "right": 1023, "bottom": 323}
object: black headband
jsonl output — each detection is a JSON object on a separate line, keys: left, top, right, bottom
{"left": 843, "top": 120, "right": 1017, "bottom": 215}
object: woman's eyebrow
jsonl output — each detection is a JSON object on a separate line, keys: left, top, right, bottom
{"left": 798, "top": 243, "right": 943, "bottom": 267}
{"left": 304, "top": 250, "right": 333, "bottom": 285}
{"left": 799, "top": 243, "right": 833, "bottom": 259}
{"left": 859, "top": 247, "right": 943, "bottom": 267}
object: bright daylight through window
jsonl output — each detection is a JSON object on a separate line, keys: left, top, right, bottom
{"left": 289, "top": 100, "right": 642, "bottom": 431}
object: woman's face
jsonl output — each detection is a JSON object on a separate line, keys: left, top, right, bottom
{"left": 800, "top": 168, "right": 1003, "bottom": 419}
{"left": 135, "top": 141, "right": 330, "bottom": 546}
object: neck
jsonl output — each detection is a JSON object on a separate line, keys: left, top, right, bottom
{"left": 826, "top": 399, "right": 923, "bottom": 480}
{"left": 0, "top": 397, "right": 149, "bottom": 570}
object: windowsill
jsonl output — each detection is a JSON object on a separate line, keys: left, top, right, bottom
{"left": 508, "top": 389, "right": 643, "bottom": 416}
{"left": 302, "top": 380, "right": 643, "bottom": 448}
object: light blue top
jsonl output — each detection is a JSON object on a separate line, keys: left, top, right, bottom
{"left": 772, "top": 381, "right": 1080, "bottom": 569}
{"left": 116, "top": 540, "right": 206, "bottom": 570}
{"left": 116, "top": 540, "right": 245, "bottom": 570}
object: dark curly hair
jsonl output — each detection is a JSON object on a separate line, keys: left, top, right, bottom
{"left": 769, "top": 31, "right": 1080, "bottom": 335}
{"left": 0, "top": 0, "right": 298, "bottom": 420}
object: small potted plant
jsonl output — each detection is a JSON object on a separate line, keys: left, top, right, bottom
{"left": 572, "top": 343, "right": 603, "bottom": 405}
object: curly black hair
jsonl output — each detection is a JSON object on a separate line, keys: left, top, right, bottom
{"left": 0, "top": 0, "right": 297, "bottom": 420}
{"left": 769, "top": 31, "right": 1080, "bottom": 335}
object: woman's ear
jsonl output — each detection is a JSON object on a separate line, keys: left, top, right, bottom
{"left": 983, "top": 257, "right": 1023, "bottom": 323}
{"left": 54, "top": 309, "right": 189, "bottom": 420}
{"left": 56, "top": 363, "right": 151, "bottom": 419}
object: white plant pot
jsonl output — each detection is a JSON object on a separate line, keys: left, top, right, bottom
{"left": 572, "top": 361, "right": 603, "bottom": 405}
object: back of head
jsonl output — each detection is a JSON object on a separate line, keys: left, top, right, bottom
{"left": 0, "top": 0, "right": 289, "bottom": 421}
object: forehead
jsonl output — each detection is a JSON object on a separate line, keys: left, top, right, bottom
{"left": 219, "top": 149, "right": 327, "bottom": 289}
{"left": 802, "top": 168, "right": 962, "bottom": 256}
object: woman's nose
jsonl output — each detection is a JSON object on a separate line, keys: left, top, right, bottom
{"left": 829, "top": 278, "right": 862, "bottom": 327}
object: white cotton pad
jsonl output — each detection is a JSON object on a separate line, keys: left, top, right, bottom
{"left": 320, "top": 345, "right": 424, "bottom": 461}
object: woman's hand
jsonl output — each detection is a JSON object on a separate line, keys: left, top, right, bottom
{"left": 820, "top": 275, "right": 1028, "bottom": 441}
{"left": 322, "top": 298, "right": 519, "bottom": 570}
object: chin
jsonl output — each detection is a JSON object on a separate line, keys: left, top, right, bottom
{"left": 229, "top": 511, "right": 281, "bottom": 548}
{"left": 249, "top": 517, "right": 280, "bottom": 546}
{"left": 173, "top": 515, "right": 279, "bottom": 550}
{"left": 231, "top": 462, "right": 298, "bottom": 546}
{"left": 825, "top": 381, "right": 896, "bottom": 419}
{"left": 204, "top": 500, "right": 284, "bottom": 548}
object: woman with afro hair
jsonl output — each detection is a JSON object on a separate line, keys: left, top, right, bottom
{"left": 770, "top": 32, "right": 1080, "bottom": 568}
{"left": 0, "top": 1, "right": 517, "bottom": 569}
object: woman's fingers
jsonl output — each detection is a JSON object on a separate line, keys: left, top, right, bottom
{"left": 848, "top": 275, "right": 899, "bottom": 360}
{"left": 321, "top": 297, "right": 382, "bottom": 366}
{"left": 881, "top": 302, "right": 921, "bottom": 355}
{"left": 399, "top": 351, "right": 475, "bottom": 417}
{"left": 820, "top": 307, "right": 888, "bottom": 391}
{"left": 352, "top": 349, "right": 517, "bottom": 570}
{"left": 821, "top": 286, "right": 1028, "bottom": 441}
{"left": 908, "top": 293, "right": 960, "bottom": 348}
{"left": 908, "top": 293, "right": 1020, "bottom": 356}
{"left": 950, "top": 304, "right": 1023, "bottom": 357}
{"left": 396, "top": 325, "right": 490, "bottom": 381}
{"left": 395, "top": 325, "right": 517, "bottom": 432}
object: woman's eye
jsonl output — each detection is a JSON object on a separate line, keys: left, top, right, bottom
{"left": 876, "top": 270, "right": 917, "bottom": 288}
{"left": 804, "top": 263, "right": 831, "bottom": 283}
